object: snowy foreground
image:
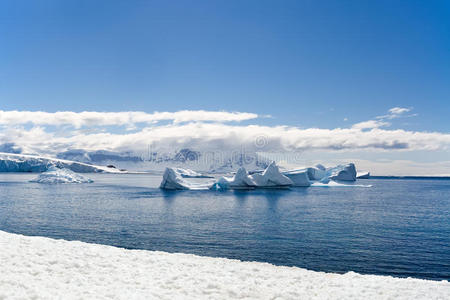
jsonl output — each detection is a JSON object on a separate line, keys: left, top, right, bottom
{"left": 1, "top": 231, "right": 448, "bottom": 300}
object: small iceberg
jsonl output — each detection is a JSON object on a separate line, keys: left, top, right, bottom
{"left": 30, "top": 166, "right": 93, "bottom": 184}
{"left": 160, "top": 168, "right": 215, "bottom": 190}
{"left": 357, "top": 171, "right": 370, "bottom": 179}
{"left": 327, "top": 163, "right": 357, "bottom": 181}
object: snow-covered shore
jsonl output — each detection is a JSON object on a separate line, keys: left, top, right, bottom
{"left": 0, "top": 231, "right": 448, "bottom": 299}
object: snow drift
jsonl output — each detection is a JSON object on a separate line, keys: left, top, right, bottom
{"left": 0, "top": 230, "right": 448, "bottom": 300}
{"left": 30, "top": 167, "right": 93, "bottom": 184}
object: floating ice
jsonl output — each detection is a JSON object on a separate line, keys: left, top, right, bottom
{"left": 357, "top": 171, "right": 370, "bottom": 179}
{"left": 311, "top": 181, "right": 372, "bottom": 188}
{"left": 249, "top": 162, "right": 293, "bottom": 188}
{"left": 214, "top": 167, "right": 257, "bottom": 190}
{"left": 160, "top": 167, "right": 214, "bottom": 190}
{"left": 283, "top": 169, "right": 311, "bottom": 187}
{"left": 327, "top": 163, "right": 357, "bottom": 181}
{"left": 30, "top": 166, "right": 93, "bottom": 184}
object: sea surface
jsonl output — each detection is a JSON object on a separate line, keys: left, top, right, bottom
{"left": 0, "top": 173, "right": 449, "bottom": 281}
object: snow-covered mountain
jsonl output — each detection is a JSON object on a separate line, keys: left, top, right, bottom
{"left": 55, "top": 148, "right": 270, "bottom": 173}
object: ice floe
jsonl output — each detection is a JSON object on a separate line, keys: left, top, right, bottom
{"left": 30, "top": 166, "right": 93, "bottom": 184}
{"left": 0, "top": 230, "right": 448, "bottom": 299}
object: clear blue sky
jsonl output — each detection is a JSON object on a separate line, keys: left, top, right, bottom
{"left": 1, "top": 0, "right": 449, "bottom": 131}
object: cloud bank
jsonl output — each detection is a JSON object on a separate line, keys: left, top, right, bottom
{"left": 0, "top": 110, "right": 258, "bottom": 128}
{"left": 0, "top": 109, "right": 449, "bottom": 156}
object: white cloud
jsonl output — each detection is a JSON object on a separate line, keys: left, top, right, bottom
{"left": 2, "top": 121, "right": 450, "bottom": 156}
{"left": 388, "top": 107, "right": 411, "bottom": 115}
{"left": 351, "top": 120, "right": 390, "bottom": 130}
{"left": 0, "top": 110, "right": 258, "bottom": 128}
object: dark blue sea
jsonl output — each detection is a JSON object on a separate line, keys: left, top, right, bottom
{"left": 1, "top": 173, "right": 449, "bottom": 281}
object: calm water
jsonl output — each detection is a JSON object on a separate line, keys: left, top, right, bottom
{"left": 0, "top": 173, "right": 449, "bottom": 281}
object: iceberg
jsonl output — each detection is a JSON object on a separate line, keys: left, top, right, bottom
{"left": 30, "top": 166, "right": 93, "bottom": 184}
{"left": 173, "top": 168, "right": 213, "bottom": 178}
{"left": 212, "top": 162, "right": 293, "bottom": 190}
{"left": 214, "top": 167, "right": 257, "bottom": 190}
{"left": 357, "top": 171, "right": 370, "bottom": 179}
{"left": 283, "top": 169, "right": 311, "bottom": 187}
{"left": 327, "top": 163, "right": 357, "bottom": 181}
{"left": 249, "top": 162, "right": 293, "bottom": 188}
{"left": 0, "top": 152, "right": 124, "bottom": 173}
{"left": 159, "top": 167, "right": 214, "bottom": 190}
{"left": 306, "top": 166, "right": 327, "bottom": 181}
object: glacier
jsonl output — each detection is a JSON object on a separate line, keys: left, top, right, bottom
{"left": 30, "top": 166, "right": 93, "bottom": 184}
{"left": 1, "top": 230, "right": 448, "bottom": 300}
{"left": 0, "top": 152, "right": 125, "bottom": 173}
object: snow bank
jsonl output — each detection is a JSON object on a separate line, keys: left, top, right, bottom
{"left": 0, "top": 231, "right": 448, "bottom": 300}
{"left": 30, "top": 167, "right": 93, "bottom": 184}
{"left": 160, "top": 167, "right": 214, "bottom": 190}
{"left": 0, "top": 152, "right": 124, "bottom": 173}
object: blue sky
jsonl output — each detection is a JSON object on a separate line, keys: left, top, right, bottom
{"left": 1, "top": 1, "right": 449, "bottom": 174}
{"left": 1, "top": 0, "right": 449, "bottom": 130}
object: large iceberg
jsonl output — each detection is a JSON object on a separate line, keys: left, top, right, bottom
{"left": 249, "top": 162, "right": 293, "bottom": 188}
{"left": 160, "top": 167, "right": 215, "bottom": 190}
{"left": 214, "top": 167, "right": 257, "bottom": 190}
{"left": 30, "top": 166, "right": 93, "bottom": 184}
{"left": 0, "top": 152, "right": 123, "bottom": 173}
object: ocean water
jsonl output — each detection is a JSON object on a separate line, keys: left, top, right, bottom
{"left": 0, "top": 173, "right": 449, "bottom": 281}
